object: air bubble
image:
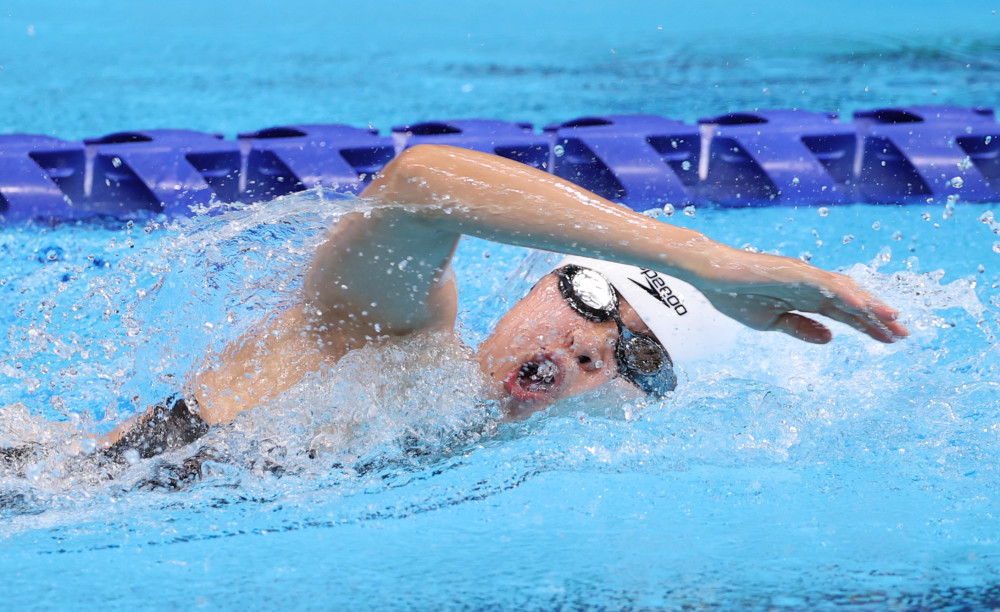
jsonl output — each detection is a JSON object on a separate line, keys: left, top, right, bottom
{"left": 791, "top": 177, "right": 800, "bottom": 187}
{"left": 683, "top": 205, "right": 696, "bottom": 217}
{"left": 978, "top": 264, "right": 986, "bottom": 273}
{"left": 950, "top": 176, "right": 964, "bottom": 189}
{"left": 994, "top": 243, "right": 1000, "bottom": 254}
{"left": 957, "top": 156, "right": 974, "bottom": 171}
{"left": 553, "top": 145, "right": 565, "bottom": 157}
{"left": 921, "top": 212, "right": 931, "bottom": 221}
{"left": 46, "top": 250, "right": 59, "bottom": 261}
{"left": 662, "top": 203, "right": 675, "bottom": 216}
{"left": 799, "top": 251, "right": 812, "bottom": 262}
{"left": 842, "top": 234, "right": 854, "bottom": 244}
{"left": 681, "top": 160, "right": 691, "bottom": 171}
{"left": 872, "top": 221, "right": 881, "bottom": 231}
{"left": 818, "top": 207, "right": 829, "bottom": 217}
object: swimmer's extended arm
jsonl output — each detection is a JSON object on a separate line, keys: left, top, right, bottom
{"left": 308, "top": 144, "right": 906, "bottom": 345}
{"left": 190, "top": 144, "right": 904, "bottom": 425}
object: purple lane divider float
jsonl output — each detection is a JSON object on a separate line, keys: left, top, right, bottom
{"left": 1, "top": 105, "right": 997, "bottom": 222}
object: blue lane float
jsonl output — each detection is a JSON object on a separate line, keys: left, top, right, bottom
{"left": 697, "top": 109, "right": 856, "bottom": 207}
{"left": 84, "top": 130, "right": 242, "bottom": 216}
{"left": 854, "top": 106, "right": 999, "bottom": 203}
{"left": 544, "top": 115, "right": 699, "bottom": 208}
{"left": 1, "top": 105, "right": 997, "bottom": 222}
{"left": 0, "top": 135, "right": 86, "bottom": 222}
{"left": 238, "top": 124, "right": 395, "bottom": 201}
{"left": 392, "top": 119, "right": 552, "bottom": 172}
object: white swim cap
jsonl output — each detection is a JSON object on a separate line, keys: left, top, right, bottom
{"left": 556, "top": 255, "right": 741, "bottom": 364}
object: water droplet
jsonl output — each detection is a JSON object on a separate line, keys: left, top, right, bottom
{"left": 994, "top": 242, "right": 1000, "bottom": 254}
{"left": 950, "top": 176, "right": 964, "bottom": 189}
{"left": 791, "top": 177, "right": 800, "bottom": 186}
{"left": 978, "top": 264, "right": 986, "bottom": 273}
{"left": 46, "top": 250, "right": 59, "bottom": 261}
{"left": 553, "top": 145, "right": 565, "bottom": 157}
{"left": 662, "top": 203, "right": 675, "bottom": 216}
{"left": 799, "top": 251, "right": 812, "bottom": 262}
{"left": 818, "top": 207, "right": 829, "bottom": 217}
{"left": 872, "top": 221, "right": 881, "bottom": 231}
{"left": 921, "top": 212, "right": 931, "bottom": 221}
{"left": 986, "top": 136, "right": 993, "bottom": 145}
{"left": 111, "top": 156, "right": 122, "bottom": 169}
{"left": 842, "top": 234, "right": 854, "bottom": 244}
{"left": 683, "top": 205, "right": 696, "bottom": 217}
{"left": 681, "top": 160, "right": 691, "bottom": 171}
{"left": 957, "top": 156, "right": 974, "bottom": 171}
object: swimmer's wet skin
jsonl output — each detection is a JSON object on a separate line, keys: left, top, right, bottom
{"left": 94, "top": 145, "right": 906, "bottom": 465}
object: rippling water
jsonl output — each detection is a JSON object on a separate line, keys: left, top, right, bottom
{"left": 2, "top": 0, "right": 1000, "bottom": 608}
{"left": 2, "top": 189, "right": 998, "bottom": 609}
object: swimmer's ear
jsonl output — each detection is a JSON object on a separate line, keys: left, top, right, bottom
{"left": 772, "top": 313, "right": 832, "bottom": 344}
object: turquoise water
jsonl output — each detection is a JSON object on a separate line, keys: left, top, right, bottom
{"left": 3, "top": 1, "right": 1000, "bottom": 610}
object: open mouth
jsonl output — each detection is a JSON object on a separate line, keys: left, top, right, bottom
{"left": 503, "top": 354, "right": 564, "bottom": 402}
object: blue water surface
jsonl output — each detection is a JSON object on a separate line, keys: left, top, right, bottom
{"left": 2, "top": 1, "right": 1000, "bottom": 610}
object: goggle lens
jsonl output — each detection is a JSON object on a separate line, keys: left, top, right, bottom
{"left": 555, "top": 265, "right": 677, "bottom": 396}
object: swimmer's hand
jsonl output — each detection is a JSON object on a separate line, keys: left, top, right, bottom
{"left": 694, "top": 249, "right": 908, "bottom": 344}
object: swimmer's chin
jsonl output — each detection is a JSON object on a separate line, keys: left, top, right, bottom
{"left": 499, "top": 396, "right": 553, "bottom": 422}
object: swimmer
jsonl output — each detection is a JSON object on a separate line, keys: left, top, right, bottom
{"left": 90, "top": 145, "right": 905, "bottom": 461}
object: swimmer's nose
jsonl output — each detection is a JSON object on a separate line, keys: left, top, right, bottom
{"left": 569, "top": 323, "right": 617, "bottom": 373}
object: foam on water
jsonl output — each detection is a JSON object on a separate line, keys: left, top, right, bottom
{"left": 2, "top": 192, "right": 1000, "bottom": 608}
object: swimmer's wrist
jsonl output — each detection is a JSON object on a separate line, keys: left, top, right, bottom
{"left": 647, "top": 232, "right": 732, "bottom": 286}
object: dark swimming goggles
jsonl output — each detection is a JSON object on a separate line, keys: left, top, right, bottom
{"left": 554, "top": 264, "right": 677, "bottom": 397}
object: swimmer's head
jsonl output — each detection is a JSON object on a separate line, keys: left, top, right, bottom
{"left": 475, "top": 255, "right": 739, "bottom": 418}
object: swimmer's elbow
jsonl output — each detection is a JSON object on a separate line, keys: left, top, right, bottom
{"left": 363, "top": 144, "right": 453, "bottom": 202}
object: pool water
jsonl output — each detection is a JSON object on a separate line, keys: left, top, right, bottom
{"left": 3, "top": 1, "right": 1000, "bottom": 610}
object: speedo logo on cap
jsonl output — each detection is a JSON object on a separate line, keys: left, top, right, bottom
{"left": 629, "top": 269, "right": 688, "bottom": 316}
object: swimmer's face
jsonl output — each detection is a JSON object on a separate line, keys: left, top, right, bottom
{"left": 476, "top": 273, "right": 651, "bottom": 418}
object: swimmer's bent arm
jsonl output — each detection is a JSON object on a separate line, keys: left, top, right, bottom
{"left": 184, "top": 144, "right": 906, "bottom": 428}
{"left": 307, "top": 144, "right": 906, "bottom": 347}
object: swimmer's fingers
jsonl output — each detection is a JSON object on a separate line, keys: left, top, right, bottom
{"left": 818, "top": 286, "right": 909, "bottom": 343}
{"left": 772, "top": 312, "right": 832, "bottom": 344}
{"left": 776, "top": 305, "right": 905, "bottom": 345}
